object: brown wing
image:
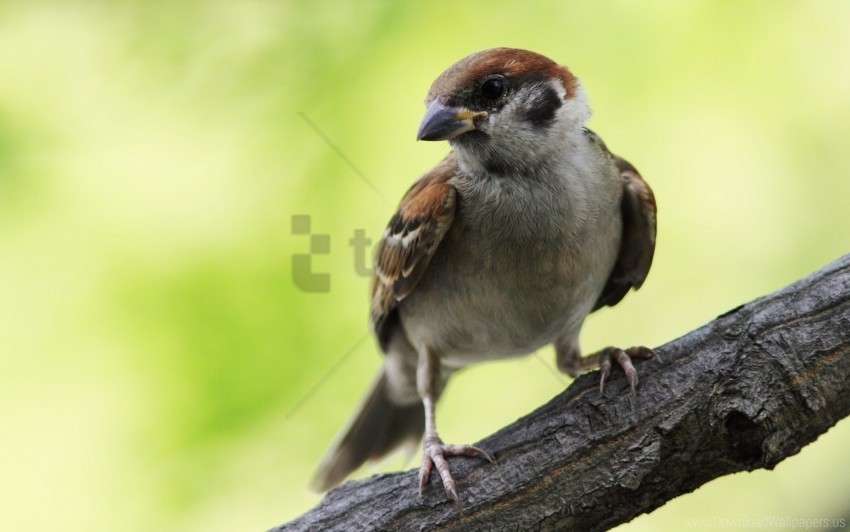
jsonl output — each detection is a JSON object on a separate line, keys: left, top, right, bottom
{"left": 370, "top": 154, "right": 458, "bottom": 349}
{"left": 594, "top": 155, "right": 657, "bottom": 310}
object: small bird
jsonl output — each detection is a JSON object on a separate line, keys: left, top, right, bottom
{"left": 313, "top": 48, "right": 657, "bottom": 503}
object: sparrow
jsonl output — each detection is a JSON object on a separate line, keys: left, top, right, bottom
{"left": 313, "top": 48, "right": 657, "bottom": 504}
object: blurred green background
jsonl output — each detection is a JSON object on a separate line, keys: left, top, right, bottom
{"left": 1, "top": 1, "right": 849, "bottom": 530}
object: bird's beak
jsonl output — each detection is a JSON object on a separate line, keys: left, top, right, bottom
{"left": 417, "top": 100, "right": 487, "bottom": 141}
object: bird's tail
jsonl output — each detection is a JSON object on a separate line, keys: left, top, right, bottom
{"left": 312, "top": 366, "right": 424, "bottom": 492}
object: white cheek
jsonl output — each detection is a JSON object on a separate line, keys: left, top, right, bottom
{"left": 561, "top": 84, "right": 591, "bottom": 125}
{"left": 552, "top": 79, "right": 568, "bottom": 100}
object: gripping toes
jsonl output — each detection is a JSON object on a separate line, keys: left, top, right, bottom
{"left": 418, "top": 436, "right": 494, "bottom": 503}
{"left": 599, "top": 345, "right": 660, "bottom": 400}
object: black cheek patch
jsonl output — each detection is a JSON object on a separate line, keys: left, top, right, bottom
{"left": 524, "top": 85, "right": 562, "bottom": 128}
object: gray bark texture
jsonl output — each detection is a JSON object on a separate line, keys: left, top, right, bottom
{"left": 276, "top": 254, "right": 850, "bottom": 531}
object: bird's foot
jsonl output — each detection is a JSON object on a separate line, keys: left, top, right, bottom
{"left": 418, "top": 434, "right": 494, "bottom": 503}
{"left": 599, "top": 345, "right": 661, "bottom": 402}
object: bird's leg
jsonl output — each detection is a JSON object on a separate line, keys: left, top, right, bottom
{"left": 556, "top": 338, "right": 599, "bottom": 377}
{"left": 557, "top": 340, "right": 660, "bottom": 401}
{"left": 418, "top": 396, "right": 494, "bottom": 503}
{"left": 416, "top": 350, "right": 493, "bottom": 503}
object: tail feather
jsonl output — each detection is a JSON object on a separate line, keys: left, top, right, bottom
{"left": 312, "top": 367, "right": 424, "bottom": 492}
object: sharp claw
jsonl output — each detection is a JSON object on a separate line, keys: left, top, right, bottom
{"left": 434, "top": 455, "right": 455, "bottom": 499}
{"left": 627, "top": 370, "right": 639, "bottom": 390}
{"left": 599, "top": 356, "right": 612, "bottom": 394}
{"left": 476, "top": 447, "right": 496, "bottom": 463}
{"left": 614, "top": 349, "right": 634, "bottom": 397}
{"left": 467, "top": 446, "right": 494, "bottom": 463}
{"left": 446, "top": 484, "right": 459, "bottom": 504}
{"left": 444, "top": 444, "right": 495, "bottom": 463}
{"left": 418, "top": 462, "right": 430, "bottom": 498}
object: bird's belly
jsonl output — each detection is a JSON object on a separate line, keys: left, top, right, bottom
{"left": 399, "top": 239, "right": 614, "bottom": 369}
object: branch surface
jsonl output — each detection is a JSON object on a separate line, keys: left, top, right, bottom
{"left": 276, "top": 254, "right": 850, "bottom": 531}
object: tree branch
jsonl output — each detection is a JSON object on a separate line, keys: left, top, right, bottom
{"left": 276, "top": 254, "right": 850, "bottom": 531}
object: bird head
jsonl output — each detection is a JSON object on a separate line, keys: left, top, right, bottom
{"left": 417, "top": 48, "right": 591, "bottom": 175}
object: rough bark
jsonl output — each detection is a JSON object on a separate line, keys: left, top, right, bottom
{"left": 276, "top": 254, "right": 850, "bottom": 531}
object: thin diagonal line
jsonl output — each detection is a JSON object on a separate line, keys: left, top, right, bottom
{"left": 285, "top": 333, "right": 371, "bottom": 419}
{"left": 298, "top": 112, "right": 390, "bottom": 203}
{"left": 534, "top": 352, "right": 569, "bottom": 385}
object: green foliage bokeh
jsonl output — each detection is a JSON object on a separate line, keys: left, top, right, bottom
{"left": 1, "top": 1, "right": 849, "bottom": 530}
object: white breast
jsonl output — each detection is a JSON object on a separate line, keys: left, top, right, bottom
{"left": 398, "top": 144, "right": 623, "bottom": 369}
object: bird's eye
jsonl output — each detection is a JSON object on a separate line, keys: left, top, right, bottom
{"left": 480, "top": 77, "right": 505, "bottom": 100}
